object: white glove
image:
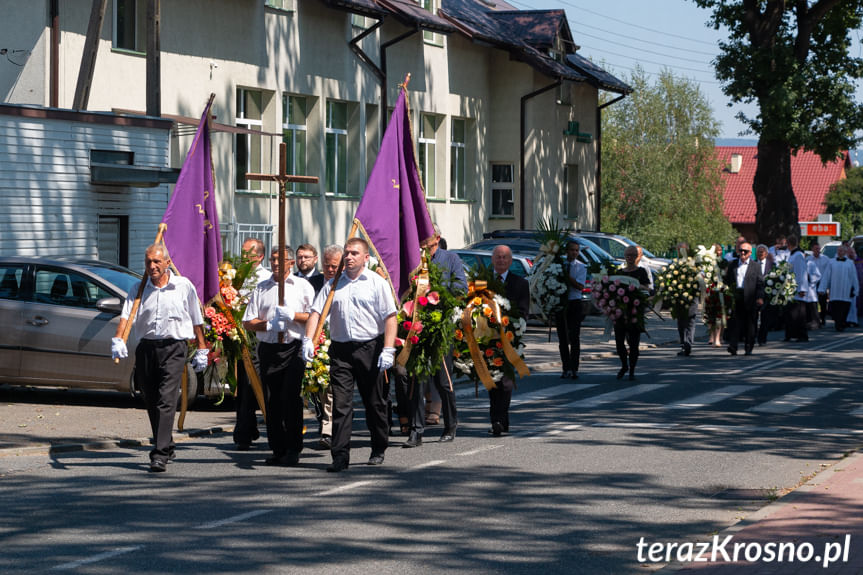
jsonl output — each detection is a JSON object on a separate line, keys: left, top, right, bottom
{"left": 191, "top": 348, "right": 209, "bottom": 372}
{"left": 111, "top": 337, "right": 128, "bottom": 360}
{"left": 267, "top": 318, "right": 288, "bottom": 333}
{"left": 275, "top": 304, "right": 295, "bottom": 323}
{"left": 377, "top": 347, "right": 396, "bottom": 371}
{"left": 302, "top": 336, "right": 315, "bottom": 363}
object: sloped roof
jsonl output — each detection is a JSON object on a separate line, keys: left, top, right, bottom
{"left": 717, "top": 146, "right": 848, "bottom": 224}
{"left": 567, "top": 52, "right": 631, "bottom": 94}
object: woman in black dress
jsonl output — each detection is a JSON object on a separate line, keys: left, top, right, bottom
{"left": 615, "top": 247, "right": 651, "bottom": 380}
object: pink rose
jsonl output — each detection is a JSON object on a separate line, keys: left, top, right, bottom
{"left": 617, "top": 288, "right": 625, "bottom": 296}
{"left": 413, "top": 321, "right": 424, "bottom": 334}
{"left": 427, "top": 291, "right": 440, "bottom": 305}
{"left": 623, "top": 296, "right": 630, "bottom": 303}
{"left": 634, "top": 300, "right": 640, "bottom": 306}
{"left": 402, "top": 300, "right": 414, "bottom": 316}
{"left": 410, "top": 335, "right": 419, "bottom": 344}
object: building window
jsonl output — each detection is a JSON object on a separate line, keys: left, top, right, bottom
{"left": 326, "top": 100, "right": 348, "bottom": 196}
{"left": 236, "top": 89, "right": 263, "bottom": 192}
{"left": 418, "top": 114, "right": 440, "bottom": 199}
{"left": 283, "top": 94, "right": 308, "bottom": 194}
{"left": 113, "top": 0, "right": 146, "bottom": 53}
{"left": 450, "top": 118, "right": 466, "bottom": 200}
{"left": 491, "top": 164, "right": 514, "bottom": 217}
{"left": 265, "top": 0, "right": 295, "bottom": 10}
{"left": 418, "top": 0, "right": 443, "bottom": 46}
{"left": 565, "top": 164, "right": 580, "bottom": 220}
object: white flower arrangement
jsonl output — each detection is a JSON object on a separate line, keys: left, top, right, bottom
{"left": 763, "top": 261, "right": 797, "bottom": 306}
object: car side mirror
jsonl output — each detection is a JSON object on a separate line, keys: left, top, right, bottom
{"left": 96, "top": 297, "right": 123, "bottom": 314}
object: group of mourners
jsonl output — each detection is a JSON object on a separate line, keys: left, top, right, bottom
{"left": 553, "top": 234, "right": 862, "bottom": 383}
{"left": 109, "top": 229, "right": 529, "bottom": 474}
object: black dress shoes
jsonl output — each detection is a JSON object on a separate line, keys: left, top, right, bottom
{"left": 149, "top": 460, "right": 167, "bottom": 473}
{"left": 440, "top": 428, "right": 456, "bottom": 442}
{"left": 727, "top": 347, "right": 737, "bottom": 355}
{"left": 327, "top": 458, "right": 349, "bottom": 472}
{"left": 488, "top": 421, "right": 504, "bottom": 437}
{"left": 403, "top": 432, "right": 422, "bottom": 448}
{"left": 616, "top": 366, "right": 627, "bottom": 379}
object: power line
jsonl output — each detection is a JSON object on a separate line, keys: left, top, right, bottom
{"left": 568, "top": 22, "right": 717, "bottom": 57}
{"left": 578, "top": 43, "right": 718, "bottom": 77}
{"left": 570, "top": 27, "right": 715, "bottom": 66}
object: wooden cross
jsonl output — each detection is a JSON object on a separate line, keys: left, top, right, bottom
{"left": 246, "top": 142, "right": 319, "bottom": 342}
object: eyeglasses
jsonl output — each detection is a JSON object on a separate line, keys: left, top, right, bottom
{"left": 739, "top": 250, "right": 751, "bottom": 254}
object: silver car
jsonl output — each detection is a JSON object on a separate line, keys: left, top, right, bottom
{"left": 0, "top": 257, "right": 200, "bottom": 403}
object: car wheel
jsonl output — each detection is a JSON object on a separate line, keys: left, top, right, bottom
{"left": 130, "top": 364, "right": 200, "bottom": 410}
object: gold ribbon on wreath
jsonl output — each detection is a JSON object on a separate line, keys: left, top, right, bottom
{"left": 461, "top": 280, "right": 530, "bottom": 391}
{"left": 396, "top": 253, "right": 431, "bottom": 368}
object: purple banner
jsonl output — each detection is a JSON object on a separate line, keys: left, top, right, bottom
{"left": 162, "top": 100, "right": 222, "bottom": 304}
{"left": 354, "top": 88, "right": 435, "bottom": 300}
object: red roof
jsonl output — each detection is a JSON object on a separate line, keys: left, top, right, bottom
{"left": 716, "top": 146, "right": 848, "bottom": 224}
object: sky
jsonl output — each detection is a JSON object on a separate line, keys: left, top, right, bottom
{"left": 511, "top": 0, "right": 863, "bottom": 142}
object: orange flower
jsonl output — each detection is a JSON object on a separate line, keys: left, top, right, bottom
{"left": 502, "top": 316, "right": 510, "bottom": 326}
{"left": 506, "top": 331, "right": 514, "bottom": 341}
{"left": 455, "top": 329, "right": 463, "bottom": 341}
{"left": 495, "top": 341, "right": 503, "bottom": 349}
{"left": 472, "top": 296, "right": 482, "bottom": 306}
{"left": 484, "top": 348, "right": 494, "bottom": 357}
{"left": 492, "top": 357, "right": 504, "bottom": 367}
{"left": 483, "top": 306, "right": 493, "bottom": 317}
{"left": 453, "top": 350, "right": 461, "bottom": 358}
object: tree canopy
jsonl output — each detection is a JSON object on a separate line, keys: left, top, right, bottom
{"left": 825, "top": 165, "right": 863, "bottom": 238}
{"left": 601, "top": 67, "right": 736, "bottom": 254}
{"left": 693, "top": 0, "right": 863, "bottom": 242}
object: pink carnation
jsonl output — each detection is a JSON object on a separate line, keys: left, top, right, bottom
{"left": 617, "top": 288, "right": 625, "bottom": 296}
{"left": 412, "top": 321, "right": 424, "bottom": 334}
{"left": 418, "top": 296, "right": 429, "bottom": 306}
{"left": 403, "top": 320, "right": 413, "bottom": 330}
{"left": 410, "top": 335, "right": 419, "bottom": 344}
{"left": 623, "top": 296, "right": 630, "bottom": 303}
{"left": 634, "top": 300, "right": 640, "bottom": 306}
{"left": 427, "top": 291, "right": 440, "bottom": 305}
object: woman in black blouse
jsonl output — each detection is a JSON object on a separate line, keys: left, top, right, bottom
{"left": 615, "top": 247, "right": 651, "bottom": 380}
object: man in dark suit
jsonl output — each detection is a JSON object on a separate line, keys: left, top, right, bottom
{"left": 724, "top": 242, "right": 764, "bottom": 355}
{"left": 489, "top": 245, "right": 530, "bottom": 436}
{"left": 755, "top": 244, "right": 774, "bottom": 345}
{"left": 295, "top": 244, "right": 326, "bottom": 294}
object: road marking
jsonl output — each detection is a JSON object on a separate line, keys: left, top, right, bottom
{"left": 457, "top": 445, "right": 504, "bottom": 457}
{"left": 511, "top": 383, "right": 598, "bottom": 405}
{"left": 563, "top": 384, "right": 667, "bottom": 408}
{"left": 665, "top": 385, "right": 758, "bottom": 410}
{"left": 313, "top": 480, "right": 373, "bottom": 497}
{"left": 51, "top": 546, "right": 143, "bottom": 570}
{"left": 592, "top": 422, "right": 679, "bottom": 429}
{"left": 748, "top": 387, "right": 841, "bottom": 414}
{"left": 850, "top": 405, "right": 863, "bottom": 417}
{"left": 659, "top": 369, "right": 743, "bottom": 377}
{"left": 407, "top": 460, "right": 446, "bottom": 471}
{"left": 196, "top": 509, "right": 272, "bottom": 530}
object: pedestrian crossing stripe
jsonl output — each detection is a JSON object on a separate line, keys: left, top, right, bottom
{"left": 747, "top": 387, "right": 841, "bottom": 414}
{"left": 563, "top": 384, "right": 667, "bottom": 409}
{"left": 665, "top": 385, "right": 757, "bottom": 410}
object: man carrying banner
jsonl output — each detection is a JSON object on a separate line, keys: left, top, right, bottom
{"left": 111, "top": 244, "right": 209, "bottom": 472}
{"left": 304, "top": 238, "right": 397, "bottom": 472}
{"left": 243, "top": 246, "right": 314, "bottom": 466}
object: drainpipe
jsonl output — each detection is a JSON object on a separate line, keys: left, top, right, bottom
{"left": 50, "top": 0, "right": 59, "bottom": 107}
{"left": 520, "top": 80, "right": 560, "bottom": 230}
{"left": 349, "top": 20, "right": 385, "bottom": 83}
{"left": 380, "top": 29, "right": 417, "bottom": 134}
{"left": 596, "top": 93, "right": 628, "bottom": 232}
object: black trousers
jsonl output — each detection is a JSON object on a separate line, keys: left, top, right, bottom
{"left": 329, "top": 336, "right": 389, "bottom": 463}
{"left": 135, "top": 338, "right": 186, "bottom": 463}
{"left": 489, "top": 377, "right": 514, "bottom": 431}
{"left": 818, "top": 293, "right": 829, "bottom": 325}
{"left": 403, "top": 352, "right": 458, "bottom": 435}
{"left": 233, "top": 345, "right": 266, "bottom": 445}
{"left": 727, "top": 296, "right": 757, "bottom": 353}
{"left": 258, "top": 341, "right": 304, "bottom": 456}
{"left": 830, "top": 300, "right": 851, "bottom": 331}
{"left": 613, "top": 322, "right": 641, "bottom": 370}
{"left": 784, "top": 301, "right": 808, "bottom": 340}
{"left": 556, "top": 300, "right": 586, "bottom": 373}
{"left": 676, "top": 312, "right": 696, "bottom": 354}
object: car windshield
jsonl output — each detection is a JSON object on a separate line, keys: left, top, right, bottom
{"left": 79, "top": 264, "right": 141, "bottom": 296}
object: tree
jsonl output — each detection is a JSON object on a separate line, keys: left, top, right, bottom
{"left": 825, "top": 165, "right": 863, "bottom": 237}
{"left": 693, "top": 0, "right": 863, "bottom": 243}
{"left": 601, "top": 68, "right": 736, "bottom": 254}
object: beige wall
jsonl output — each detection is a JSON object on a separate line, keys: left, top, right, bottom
{"left": 1, "top": 0, "right": 602, "bottom": 257}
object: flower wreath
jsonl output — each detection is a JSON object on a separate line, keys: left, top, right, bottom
{"left": 591, "top": 275, "right": 650, "bottom": 331}
{"left": 763, "top": 261, "right": 798, "bottom": 306}
{"left": 654, "top": 257, "right": 702, "bottom": 319}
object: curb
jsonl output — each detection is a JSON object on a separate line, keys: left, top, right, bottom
{"left": 657, "top": 449, "right": 863, "bottom": 572}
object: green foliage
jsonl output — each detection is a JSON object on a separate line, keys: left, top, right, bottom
{"left": 825, "top": 166, "right": 863, "bottom": 237}
{"left": 693, "top": 0, "right": 863, "bottom": 160}
{"left": 601, "top": 67, "right": 736, "bottom": 254}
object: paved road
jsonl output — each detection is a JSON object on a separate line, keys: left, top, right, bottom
{"left": 1, "top": 326, "right": 861, "bottom": 574}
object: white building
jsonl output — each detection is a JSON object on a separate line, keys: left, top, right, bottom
{"left": 0, "top": 0, "right": 629, "bottom": 264}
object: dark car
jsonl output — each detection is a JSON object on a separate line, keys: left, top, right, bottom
{"left": 0, "top": 257, "right": 202, "bottom": 403}
{"left": 471, "top": 230, "right": 622, "bottom": 269}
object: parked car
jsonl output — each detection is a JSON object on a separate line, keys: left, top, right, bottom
{"left": 821, "top": 241, "right": 843, "bottom": 259}
{"left": 576, "top": 231, "right": 670, "bottom": 274}
{"left": 470, "top": 231, "right": 622, "bottom": 270}
{"left": 0, "top": 257, "right": 201, "bottom": 405}
{"left": 449, "top": 248, "right": 542, "bottom": 316}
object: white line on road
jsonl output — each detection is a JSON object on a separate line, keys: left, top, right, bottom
{"left": 195, "top": 509, "right": 273, "bottom": 530}
{"left": 51, "top": 546, "right": 143, "bottom": 570}
{"left": 563, "top": 384, "right": 667, "bottom": 409}
{"left": 592, "top": 422, "right": 679, "bottom": 429}
{"left": 511, "top": 383, "right": 598, "bottom": 406}
{"left": 313, "top": 480, "right": 373, "bottom": 497}
{"left": 851, "top": 405, "right": 863, "bottom": 417}
{"left": 407, "top": 460, "right": 446, "bottom": 471}
{"left": 658, "top": 370, "right": 743, "bottom": 377}
{"left": 457, "top": 445, "right": 504, "bottom": 457}
{"left": 665, "top": 385, "right": 758, "bottom": 410}
{"left": 748, "top": 387, "right": 841, "bottom": 414}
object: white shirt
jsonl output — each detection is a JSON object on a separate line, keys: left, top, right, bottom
{"left": 735, "top": 259, "right": 750, "bottom": 289}
{"left": 243, "top": 273, "right": 314, "bottom": 344}
{"left": 812, "top": 254, "right": 832, "bottom": 278}
{"left": 121, "top": 270, "right": 203, "bottom": 341}
{"left": 568, "top": 259, "right": 587, "bottom": 300}
{"left": 311, "top": 269, "right": 397, "bottom": 343}
{"left": 788, "top": 249, "right": 809, "bottom": 300}
{"left": 637, "top": 260, "right": 654, "bottom": 292}
{"left": 804, "top": 258, "right": 821, "bottom": 303}
{"left": 821, "top": 258, "right": 859, "bottom": 302}
{"left": 770, "top": 246, "right": 790, "bottom": 263}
